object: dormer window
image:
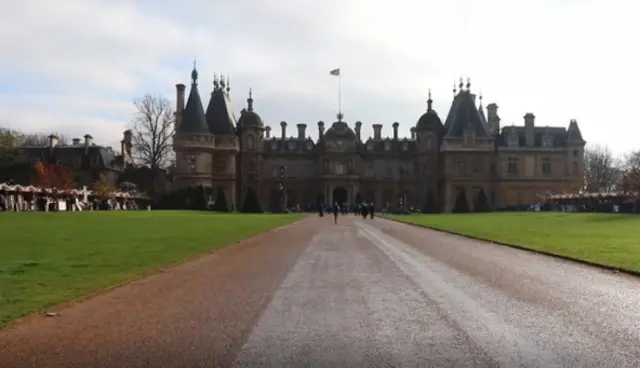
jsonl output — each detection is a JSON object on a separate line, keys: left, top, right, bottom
{"left": 270, "top": 141, "right": 278, "bottom": 150}
{"left": 542, "top": 136, "right": 554, "bottom": 147}
{"left": 384, "top": 141, "right": 391, "bottom": 151}
{"left": 508, "top": 133, "right": 519, "bottom": 147}
{"left": 402, "top": 142, "right": 409, "bottom": 151}
{"left": 306, "top": 142, "right": 313, "bottom": 151}
{"left": 287, "top": 141, "right": 296, "bottom": 150}
{"left": 367, "top": 142, "right": 374, "bottom": 151}
{"left": 464, "top": 130, "right": 475, "bottom": 145}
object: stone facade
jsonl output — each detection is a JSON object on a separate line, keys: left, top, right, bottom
{"left": 173, "top": 70, "right": 586, "bottom": 212}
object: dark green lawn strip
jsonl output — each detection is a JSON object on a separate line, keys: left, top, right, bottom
{"left": 0, "top": 211, "right": 302, "bottom": 326}
{"left": 387, "top": 213, "right": 640, "bottom": 272}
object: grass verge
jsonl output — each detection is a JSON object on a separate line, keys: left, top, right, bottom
{"left": 0, "top": 211, "right": 302, "bottom": 326}
{"left": 386, "top": 212, "right": 640, "bottom": 273}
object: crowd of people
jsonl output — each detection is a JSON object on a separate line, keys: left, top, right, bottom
{"left": 318, "top": 202, "right": 376, "bottom": 224}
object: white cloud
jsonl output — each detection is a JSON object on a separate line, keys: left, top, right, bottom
{"left": 0, "top": 0, "right": 638, "bottom": 154}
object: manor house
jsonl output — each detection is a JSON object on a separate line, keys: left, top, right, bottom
{"left": 172, "top": 66, "right": 586, "bottom": 212}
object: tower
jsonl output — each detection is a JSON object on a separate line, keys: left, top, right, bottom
{"left": 205, "top": 74, "right": 240, "bottom": 210}
{"left": 237, "top": 88, "right": 265, "bottom": 208}
{"left": 173, "top": 64, "right": 215, "bottom": 189}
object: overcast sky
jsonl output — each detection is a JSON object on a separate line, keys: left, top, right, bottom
{"left": 0, "top": 0, "right": 637, "bottom": 155}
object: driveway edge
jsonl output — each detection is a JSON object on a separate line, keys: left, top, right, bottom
{"left": 382, "top": 216, "right": 640, "bottom": 278}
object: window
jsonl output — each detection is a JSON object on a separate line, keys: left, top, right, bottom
{"left": 456, "top": 162, "right": 465, "bottom": 174}
{"left": 306, "top": 142, "right": 313, "bottom": 151}
{"left": 542, "top": 136, "right": 553, "bottom": 147}
{"left": 464, "top": 130, "right": 475, "bottom": 145}
{"left": 287, "top": 141, "right": 296, "bottom": 150}
{"left": 508, "top": 134, "right": 519, "bottom": 147}
{"left": 335, "top": 163, "right": 345, "bottom": 175}
{"left": 270, "top": 141, "right": 278, "bottom": 150}
{"left": 402, "top": 142, "right": 409, "bottom": 151}
{"left": 541, "top": 157, "right": 551, "bottom": 175}
{"left": 507, "top": 157, "right": 518, "bottom": 174}
{"left": 573, "top": 149, "right": 578, "bottom": 157}
{"left": 247, "top": 135, "right": 254, "bottom": 150}
{"left": 384, "top": 141, "right": 391, "bottom": 151}
{"left": 425, "top": 136, "right": 432, "bottom": 150}
{"left": 572, "top": 162, "right": 578, "bottom": 175}
{"left": 187, "top": 155, "right": 196, "bottom": 173}
{"left": 473, "top": 158, "right": 483, "bottom": 174}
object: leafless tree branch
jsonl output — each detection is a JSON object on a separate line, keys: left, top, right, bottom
{"left": 131, "top": 94, "right": 175, "bottom": 169}
{"left": 583, "top": 144, "right": 620, "bottom": 192}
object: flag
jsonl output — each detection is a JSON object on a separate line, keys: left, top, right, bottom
{"left": 329, "top": 68, "right": 340, "bottom": 76}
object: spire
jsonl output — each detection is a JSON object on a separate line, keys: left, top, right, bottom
{"left": 191, "top": 59, "right": 198, "bottom": 85}
{"left": 459, "top": 77, "right": 464, "bottom": 92}
{"left": 337, "top": 112, "right": 344, "bottom": 122}
{"left": 427, "top": 88, "right": 433, "bottom": 111}
{"left": 466, "top": 77, "right": 471, "bottom": 91}
{"left": 247, "top": 88, "right": 254, "bottom": 111}
{"left": 453, "top": 81, "right": 457, "bottom": 96}
{"left": 479, "top": 90, "right": 483, "bottom": 107}
{"left": 226, "top": 73, "right": 231, "bottom": 94}
{"left": 219, "top": 74, "right": 226, "bottom": 91}
{"left": 213, "top": 74, "right": 219, "bottom": 91}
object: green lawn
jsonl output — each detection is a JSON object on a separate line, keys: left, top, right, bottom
{"left": 0, "top": 211, "right": 302, "bottom": 326}
{"left": 387, "top": 212, "right": 640, "bottom": 272}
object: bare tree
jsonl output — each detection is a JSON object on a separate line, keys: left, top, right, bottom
{"left": 0, "top": 127, "right": 27, "bottom": 167}
{"left": 131, "top": 94, "right": 175, "bottom": 169}
{"left": 583, "top": 144, "right": 620, "bottom": 192}
{"left": 621, "top": 150, "right": 640, "bottom": 193}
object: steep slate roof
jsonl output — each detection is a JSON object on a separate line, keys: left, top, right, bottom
{"left": 443, "top": 91, "right": 489, "bottom": 138}
{"left": 177, "top": 68, "right": 209, "bottom": 134}
{"left": 567, "top": 119, "right": 584, "bottom": 142}
{"left": 205, "top": 80, "right": 237, "bottom": 136}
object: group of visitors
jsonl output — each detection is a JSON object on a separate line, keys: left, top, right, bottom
{"left": 318, "top": 202, "right": 376, "bottom": 224}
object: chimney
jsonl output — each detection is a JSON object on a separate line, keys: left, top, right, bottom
{"left": 123, "top": 129, "right": 133, "bottom": 155}
{"left": 486, "top": 103, "right": 500, "bottom": 135}
{"left": 524, "top": 113, "right": 535, "bottom": 146}
{"left": 83, "top": 134, "right": 93, "bottom": 153}
{"left": 318, "top": 121, "right": 325, "bottom": 137}
{"left": 372, "top": 124, "right": 383, "bottom": 140}
{"left": 392, "top": 122, "right": 399, "bottom": 140}
{"left": 486, "top": 103, "right": 498, "bottom": 119}
{"left": 48, "top": 134, "right": 59, "bottom": 148}
{"left": 175, "top": 84, "right": 186, "bottom": 130}
{"left": 280, "top": 121, "right": 287, "bottom": 139}
{"left": 296, "top": 124, "right": 307, "bottom": 140}
{"left": 265, "top": 126, "right": 271, "bottom": 138}
{"left": 355, "top": 121, "right": 362, "bottom": 141}
{"left": 410, "top": 127, "right": 416, "bottom": 140}
{"left": 72, "top": 138, "right": 81, "bottom": 145}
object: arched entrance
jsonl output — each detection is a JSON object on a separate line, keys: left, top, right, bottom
{"left": 332, "top": 187, "right": 347, "bottom": 205}
{"left": 354, "top": 192, "right": 363, "bottom": 204}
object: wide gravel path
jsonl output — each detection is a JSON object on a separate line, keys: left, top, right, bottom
{"left": 2, "top": 215, "right": 640, "bottom": 367}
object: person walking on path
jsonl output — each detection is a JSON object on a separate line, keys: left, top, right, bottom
{"left": 368, "top": 202, "right": 375, "bottom": 219}
{"left": 332, "top": 202, "right": 340, "bottom": 224}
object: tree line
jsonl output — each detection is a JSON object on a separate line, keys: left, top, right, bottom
{"left": 0, "top": 94, "right": 174, "bottom": 171}
{"left": 584, "top": 145, "right": 640, "bottom": 193}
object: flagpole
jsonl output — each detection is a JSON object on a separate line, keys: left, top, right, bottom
{"left": 338, "top": 73, "right": 342, "bottom": 117}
